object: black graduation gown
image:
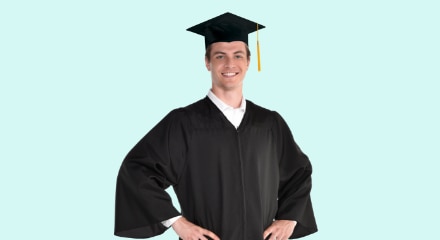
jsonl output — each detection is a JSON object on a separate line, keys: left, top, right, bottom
{"left": 115, "top": 97, "right": 317, "bottom": 239}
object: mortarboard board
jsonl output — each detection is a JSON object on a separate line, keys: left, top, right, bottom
{"left": 186, "top": 12, "right": 265, "bottom": 49}
{"left": 187, "top": 12, "right": 266, "bottom": 71}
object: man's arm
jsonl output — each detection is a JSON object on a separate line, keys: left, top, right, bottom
{"left": 115, "top": 110, "right": 188, "bottom": 238}
{"left": 272, "top": 112, "right": 318, "bottom": 238}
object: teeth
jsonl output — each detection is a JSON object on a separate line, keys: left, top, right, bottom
{"left": 222, "top": 72, "right": 237, "bottom": 77}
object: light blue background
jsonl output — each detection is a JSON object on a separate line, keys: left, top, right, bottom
{"left": 1, "top": 0, "right": 439, "bottom": 239}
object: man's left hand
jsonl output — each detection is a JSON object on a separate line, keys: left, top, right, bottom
{"left": 263, "top": 220, "right": 297, "bottom": 240}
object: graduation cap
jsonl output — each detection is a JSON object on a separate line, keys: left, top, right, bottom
{"left": 187, "top": 12, "right": 266, "bottom": 71}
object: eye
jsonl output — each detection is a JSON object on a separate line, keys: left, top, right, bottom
{"left": 235, "top": 55, "right": 244, "bottom": 59}
{"left": 215, "top": 55, "right": 224, "bottom": 59}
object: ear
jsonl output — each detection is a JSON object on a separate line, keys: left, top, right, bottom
{"left": 205, "top": 57, "right": 211, "bottom": 71}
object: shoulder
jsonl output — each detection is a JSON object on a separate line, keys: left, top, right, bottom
{"left": 246, "top": 100, "right": 290, "bottom": 129}
{"left": 182, "top": 98, "right": 210, "bottom": 112}
{"left": 164, "top": 98, "right": 207, "bottom": 117}
{"left": 160, "top": 98, "right": 211, "bottom": 127}
{"left": 246, "top": 100, "right": 274, "bottom": 115}
{"left": 246, "top": 100, "right": 280, "bottom": 121}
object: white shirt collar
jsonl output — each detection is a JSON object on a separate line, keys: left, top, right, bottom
{"left": 207, "top": 90, "right": 246, "bottom": 112}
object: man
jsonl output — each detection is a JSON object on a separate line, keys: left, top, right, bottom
{"left": 115, "top": 12, "right": 317, "bottom": 240}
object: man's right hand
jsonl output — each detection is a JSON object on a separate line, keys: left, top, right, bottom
{"left": 171, "top": 216, "right": 220, "bottom": 240}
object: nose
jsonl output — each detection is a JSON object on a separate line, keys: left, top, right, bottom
{"left": 225, "top": 57, "right": 235, "bottom": 68}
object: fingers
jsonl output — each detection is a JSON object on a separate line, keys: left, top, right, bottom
{"left": 171, "top": 217, "right": 220, "bottom": 240}
{"left": 202, "top": 229, "right": 220, "bottom": 240}
{"left": 263, "top": 220, "right": 296, "bottom": 240}
{"left": 264, "top": 226, "right": 283, "bottom": 240}
{"left": 264, "top": 230, "right": 288, "bottom": 240}
{"left": 179, "top": 227, "right": 219, "bottom": 240}
{"left": 263, "top": 227, "right": 272, "bottom": 239}
{"left": 264, "top": 233, "right": 289, "bottom": 240}
{"left": 197, "top": 228, "right": 220, "bottom": 240}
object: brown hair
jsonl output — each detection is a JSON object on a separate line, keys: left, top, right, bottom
{"left": 205, "top": 43, "right": 251, "bottom": 62}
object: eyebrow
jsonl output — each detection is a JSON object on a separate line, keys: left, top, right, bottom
{"left": 213, "top": 51, "right": 245, "bottom": 55}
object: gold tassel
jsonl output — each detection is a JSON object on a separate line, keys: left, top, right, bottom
{"left": 257, "top": 23, "right": 261, "bottom": 72}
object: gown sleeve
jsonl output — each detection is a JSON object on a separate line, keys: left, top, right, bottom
{"left": 273, "top": 112, "right": 318, "bottom": 238}
{"left": 114, "top": 109, "right": 188, "bottom": 238}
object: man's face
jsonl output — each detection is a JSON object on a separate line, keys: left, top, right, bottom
{"left": 205, "top": 41, "right": 250, "bottom": 92}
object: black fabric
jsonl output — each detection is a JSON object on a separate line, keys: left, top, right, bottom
{"left": 115, "top": 97, "right": 317, "bottom": 239}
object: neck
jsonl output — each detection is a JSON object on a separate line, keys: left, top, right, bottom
{"left": 211, "top": 87, "right": 243, "bottom": 108}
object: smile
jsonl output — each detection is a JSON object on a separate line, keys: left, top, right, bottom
{"left": 222, "top": 72, "right": 238, "bottom": 77}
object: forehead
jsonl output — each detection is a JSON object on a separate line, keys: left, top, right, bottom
{"left": 210, "top": 41, "right": 247, "bottom": 54}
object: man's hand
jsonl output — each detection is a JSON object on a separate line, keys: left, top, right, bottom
{"left": 263, "top": 220, "right": 297, "bottom": 240}
{"left": 171, "top": 216, "right": 220, "bottom": 240}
